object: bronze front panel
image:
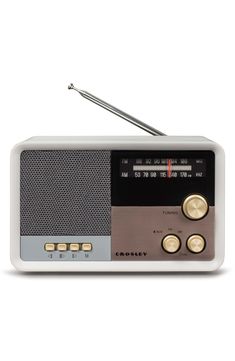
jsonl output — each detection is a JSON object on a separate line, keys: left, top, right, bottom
{"left": 111, "top": 207, "right": 214, "bottom": 261}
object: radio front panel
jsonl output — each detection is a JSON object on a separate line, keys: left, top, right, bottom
{"left": 111, "top": 150, "right": 214, "bottom": 261}
{"left": 19, "top": 148, "right": 215, "bottom": 263}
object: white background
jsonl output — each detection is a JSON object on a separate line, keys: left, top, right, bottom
{"left": 0, "top": 1, "right": 234, "bottom": 360}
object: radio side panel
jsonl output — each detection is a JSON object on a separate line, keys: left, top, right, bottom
{"left": 10, "top": 137, "right": 225, "bottom": 272}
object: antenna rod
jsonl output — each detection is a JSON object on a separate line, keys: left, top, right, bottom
{"left": 68, "top": 83, "right": 165, "bottom": 136}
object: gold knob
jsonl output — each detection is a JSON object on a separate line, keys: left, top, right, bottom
{"left": 162, "top": 235, "right": 181, "bottom": 253}
{"left": 182, "top": 194, "right": 208, "bottom": 220}
{"left": 187, "top": 234, "right": 206, "bottom": 253}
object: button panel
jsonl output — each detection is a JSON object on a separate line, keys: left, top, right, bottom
{"left": 21, "top": 236, "right": 111, "bottom": 262}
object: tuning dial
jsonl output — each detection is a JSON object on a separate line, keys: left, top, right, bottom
{"left": 162, "top": 235, "right": 181, "bottom": 253}
{"left": 182, "top": 194, "right": 208, "bottom": 220}
{"left": 187, "top": 235, "right": 206, "bottom": 253}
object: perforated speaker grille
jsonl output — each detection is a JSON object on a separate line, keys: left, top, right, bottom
{"left": 20, "top": 150, "right": 111, "bottom": 236}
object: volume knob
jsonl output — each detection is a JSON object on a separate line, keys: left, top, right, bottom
{"left": 187, "top": 235, "right": 206, "bottom": 253}
{"left": 182, "top": 194, "right": 208, "bottom": 220}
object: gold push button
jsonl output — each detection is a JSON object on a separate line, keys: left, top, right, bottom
{"left": 162, "top": 235, "right": 181, "bottom": 253}
{"left": 182, "top": 194, "right": 208, "bottom": 220}
{"left": 57, "top": 243, "right": 67, "bottom": 251}
{"left": 69, "top": 243, "right": 80, "bottom": 251}
{"left": 81, "top": 243, "right": 92, "bottom": 251}
{"left": 187, "top": 235, "right": 206, "bottom": 253}
{"left": 44, "top": 243, "right": 55, "bottom": 251}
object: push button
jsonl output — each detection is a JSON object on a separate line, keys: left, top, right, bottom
{"left": 69, "top": 243, "right": 80, "bottom": 251}
{"left": 81, "top": 243, "right": 92, "bottom": 251}
{"left": 57, "top": 243, "right": 67, "bottom": 251}
{"left": 44, "top": 243, "right": 55, "bottom": 251}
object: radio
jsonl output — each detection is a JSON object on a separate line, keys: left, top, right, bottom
{"left": 10, "top": 84, "right": 225, "bottom": 272}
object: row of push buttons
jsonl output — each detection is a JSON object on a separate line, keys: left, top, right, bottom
{"left": 44, "top": 243, "right": 92, "bottom": 252}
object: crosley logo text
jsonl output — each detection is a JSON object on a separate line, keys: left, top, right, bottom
{"left": 115, "top": 251, "right": 147, "bottom": 257}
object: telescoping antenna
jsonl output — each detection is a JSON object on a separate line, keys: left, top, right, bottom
{"left": 68, "top": 83, "right": 165, "bottom": 136}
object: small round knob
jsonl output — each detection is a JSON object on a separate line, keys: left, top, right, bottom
{"left": 187, "top": 234, "right": 206, "bottom": 253}
{"left": 162, "top": 235, "right": 181, "bottom": 253}
{"left": 182, "top": 194, "right": 208, "bottom": 220}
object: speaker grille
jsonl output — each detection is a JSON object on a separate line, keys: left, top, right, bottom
{"left": 20, "top": 150, "right": 111, "bottom": 236}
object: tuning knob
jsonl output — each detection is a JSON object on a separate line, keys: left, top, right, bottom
{"left": 182, "top": 194, "right": 208, "bottom": 220}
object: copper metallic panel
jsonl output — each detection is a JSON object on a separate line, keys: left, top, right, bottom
{"left": 111, "top": 207, "right": 214, "bottom": 261}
